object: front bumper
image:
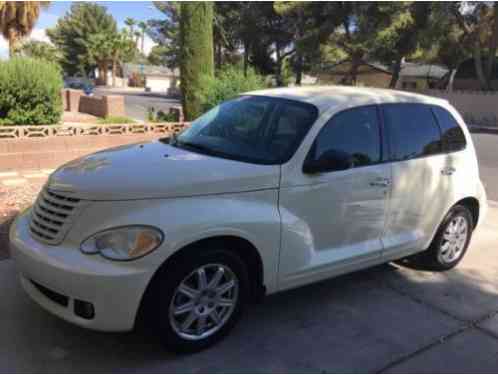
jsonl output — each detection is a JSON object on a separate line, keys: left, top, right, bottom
{"left": 9, "top": 209, "right": 153, "bottom": 332}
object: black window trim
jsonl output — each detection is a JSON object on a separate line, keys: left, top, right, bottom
{"left": 303, "top": 104, "right": 386, "bottom": 173}
{"left": 380, "top": 102, "right": 447, "bottom": 163}
{"left": 429, "top": 104, "right": 467, "bottom": 154}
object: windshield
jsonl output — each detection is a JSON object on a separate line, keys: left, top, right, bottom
{"left": 171, "top": 96, "right": 318, "bottom": 165}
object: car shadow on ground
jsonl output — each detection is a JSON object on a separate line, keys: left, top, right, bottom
{"left": 3, "top": 257, "right": 498, "bottom": 373}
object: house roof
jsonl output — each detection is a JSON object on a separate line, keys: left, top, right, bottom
{"left": 122, "top": 63, "right": 179, "bottom": 78}
{"left": 400, "top": 63, "right": 448, "bottom": 79}
{"left": 319, "top": 59, "right": 449, "bottom": 80}
{"left": 245, "top": 85, "right": 447, "bottom": 113}
{"left": 318, "top": 59, "right": 392, "bottom": 75}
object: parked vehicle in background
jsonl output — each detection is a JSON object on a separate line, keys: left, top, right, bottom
{"left": 64, "top": 76, "right": 94, "bottom": 95}
{"left": 10, "top": 86, "right": 487, "bottom": 353}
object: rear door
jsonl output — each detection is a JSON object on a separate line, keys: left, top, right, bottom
{"left": 381, "top": 103, "right": 448, "bottom": 259}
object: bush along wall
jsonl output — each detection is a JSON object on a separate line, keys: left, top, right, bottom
{"left": 198, "top": 65, "right": 266, "bottom": 113}
{"left": 0, "top": 58, "right": 63, "bottom": 125}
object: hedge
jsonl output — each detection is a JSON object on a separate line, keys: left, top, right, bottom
{"left": 0, "top": 58, "right": 63, "bottom": 125}
{"left": 198, "top": 65, "right": 266, "bottom": 113}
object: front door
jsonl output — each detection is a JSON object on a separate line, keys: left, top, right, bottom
{"left": 278, "top": 105, "right": 390, "bottom": 291}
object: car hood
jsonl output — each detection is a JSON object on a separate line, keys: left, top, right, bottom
{"left": 47, "top": 140, "right": 280, "bottom": 200}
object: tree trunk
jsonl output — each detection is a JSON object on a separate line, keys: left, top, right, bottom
{"left": 473, "top": 39, "right": 489, "bottom": 91}
{"left": 103, "top": 63, "right": 109, "bottom": 86}
{"left": 243, "top": 40, "right": 250, "bottom": 77}
{"left": 8, "top": 27, "right": 18, "bottom": 57}
{"left": 97, "top": 63, "right": 105, "bottom": 86}
{"left": 485, "top": 3, "right": 498, "bottom": 89}
{"left": 112, "top": 59, "right": 117, "bottom": 87}
{"left": 389, "top": 57, "right": 403, "bottom": 89}
{"left": 350, "top": 53, "right": 361, "bottom": 86}
{"left": 215, "top": 41, "right": 222, "bottom": 69}
{"left": 141, "top": 33, "right": 145, "bottom": 54}
{"left": 275, "top": 41, "right": 283, "bottom": 87}
{"left": 295, "top": 51, "right": 303, "bottom": 86}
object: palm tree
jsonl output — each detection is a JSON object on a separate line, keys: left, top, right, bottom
{"left": 138, "top": 21, "right": 147, "bottom": 54}
{"left": 86, "top": 32, "right": 113, "bottom": 86}
{"left": 0, "top": 1, "right": 49, "bottom": 57}
{"left": 109, "top": 31, "right": 136, "bottom": 87}
{"left": 124, "top": 17, "right": 136, "bottom": 35}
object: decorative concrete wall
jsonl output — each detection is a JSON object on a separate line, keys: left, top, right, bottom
{"left": 0, "top": 122, "right": 188, "bottom": 171}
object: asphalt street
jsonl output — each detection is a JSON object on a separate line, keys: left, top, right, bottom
{"left": 95, "top": 88, "right": 181, "bottom": 121}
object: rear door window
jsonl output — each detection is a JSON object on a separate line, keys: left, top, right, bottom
{"left": 382, "top": 103, "right": 442, "bottom": 161}
{"left": 432, "top": 106, "right": 467, "bottom": 153}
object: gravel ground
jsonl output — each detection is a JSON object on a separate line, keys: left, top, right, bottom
{"left": 0, "top": 180, "right": 45, "bottom": 259}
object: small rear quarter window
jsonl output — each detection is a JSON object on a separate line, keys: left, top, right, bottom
{"left": 432, "top": 106, "right": 467, "bottom": 153}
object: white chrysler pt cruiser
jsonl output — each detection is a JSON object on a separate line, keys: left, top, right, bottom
{"left": 10, "top": 86, "right": 487, "bottom": 352}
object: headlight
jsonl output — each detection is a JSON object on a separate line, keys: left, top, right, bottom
{"left": 80, "top": 226, "right": 163, "bottom": 261}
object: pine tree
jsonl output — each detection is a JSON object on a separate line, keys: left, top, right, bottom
{"left": 180, "top": 2, "right": 214, "bottom": 120}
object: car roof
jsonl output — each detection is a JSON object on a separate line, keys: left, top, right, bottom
{"left": 245, "top": 86, "right": 448, "bottom": 113}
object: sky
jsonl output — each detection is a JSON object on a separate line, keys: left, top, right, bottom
{"left": 0, "top": 1, "right": 163, "bottom": 58}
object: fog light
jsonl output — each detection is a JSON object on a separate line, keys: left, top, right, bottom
{"left": 74, "top": 299, "right": 95, "bottom": 320}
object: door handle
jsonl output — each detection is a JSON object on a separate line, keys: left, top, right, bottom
{"left": 369, "top": 178, "right": 391, "bottom": 188}
{"left": 441, "top": 167, "right": 456, "bottom": 176}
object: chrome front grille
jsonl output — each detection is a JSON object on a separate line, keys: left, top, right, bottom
{"left": 29, "top": 188, "right": 82, "bottom": 245}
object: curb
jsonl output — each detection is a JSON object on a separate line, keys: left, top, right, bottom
{"left": 468, "top": 125, "right": 498, "bottom": 135}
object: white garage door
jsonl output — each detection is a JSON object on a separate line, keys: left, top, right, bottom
{"left": 146, "top": 77, "right": 171, "bottom": 92}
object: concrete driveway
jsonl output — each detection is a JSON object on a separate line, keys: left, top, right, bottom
{"left": 1, "top": 204, "right": 498, "bottom": 372}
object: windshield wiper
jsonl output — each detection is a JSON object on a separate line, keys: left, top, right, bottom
{"left": 175, "top": 140, "right": 221, "bottom": 157}
{"left": 159, "top": 133, "right": 177, "bottom": 145}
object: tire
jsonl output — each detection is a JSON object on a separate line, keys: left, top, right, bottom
{"left": 414, "top": 204, "right": 474, "bottom": 271}
{"left": 149, "top": 245, "right": 250, "bottom": 353}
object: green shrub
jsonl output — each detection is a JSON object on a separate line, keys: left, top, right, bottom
{"left": 198, "top": 65, "right": 266, "bottom": 113}
{"left": 97, "top": 116, "right": 136, "bottom": 124}
{"left": 147, "top": 107, "right": 180, "bottom": 122}
{"left": 0, "top": 58, "right": 63, "bottom": 125}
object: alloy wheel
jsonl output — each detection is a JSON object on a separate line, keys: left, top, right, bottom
{"left": 169, "top": 263, "right": 239, "bottom": 341}
{"left": 438, "top": 215, "right": 469, "bottom": 264}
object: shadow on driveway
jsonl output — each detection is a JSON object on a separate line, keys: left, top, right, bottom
{"left": 1, "top": 255, "right": 498, "bottom": 373}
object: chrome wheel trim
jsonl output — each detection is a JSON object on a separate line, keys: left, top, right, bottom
{"left": 169, "top": 263, "right": 239, "bottom": 341}
{"left": 438, "top": 215, "right": 469, "bottom": 264}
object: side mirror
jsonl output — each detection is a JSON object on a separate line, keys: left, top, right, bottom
{"left": 303, "top": 149, "right": 353, "bottom": 174}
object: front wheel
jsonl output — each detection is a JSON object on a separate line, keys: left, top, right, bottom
{"left": 153, "top": 248, "right": 249, "bottom": 353}
{"left": 415, "top": 205, "right": 474, "bottom": 271}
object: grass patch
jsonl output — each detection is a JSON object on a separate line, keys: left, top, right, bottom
{"left": 97, "top": 116, "right": 136, "bottom": 124}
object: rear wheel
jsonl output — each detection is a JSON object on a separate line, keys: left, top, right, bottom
{"left": 151, "top": 248, "right": 249, "bottom": 353}
{"left": 414, "top": 205, "right": 473, "bottom": 271}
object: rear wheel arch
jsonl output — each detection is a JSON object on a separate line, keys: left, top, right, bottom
{"left": 455, "top": 197, "right": 479, "bottom": 229}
